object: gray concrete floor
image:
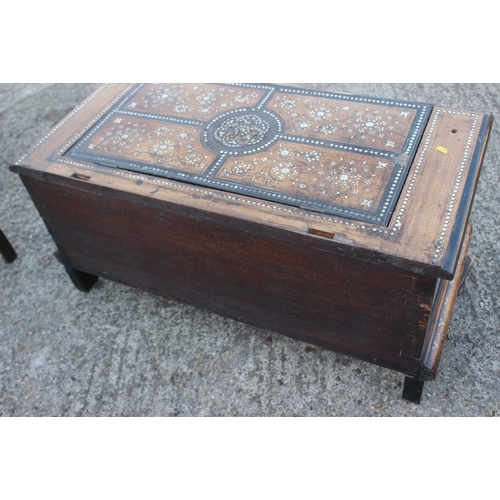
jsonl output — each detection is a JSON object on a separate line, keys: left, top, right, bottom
{"left": 1, "top": 83, "right": 499, "bottom": 417}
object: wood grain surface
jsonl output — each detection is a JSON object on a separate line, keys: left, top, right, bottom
{"left": 18, "top": 173, "right": 436, "bottom": 377}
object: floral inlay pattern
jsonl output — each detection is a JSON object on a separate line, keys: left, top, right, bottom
{"left": 216, "top": 142, "right": 394, "bottom": 212}
{"left": 65, "top": 83, "right": 432, "bottom": 224}
{"left": 124, "top": 84, "right": 267, "bottom": 122}
{"left": 268, "top": 92, "right": 417, "bottom": 152}
{"left": 75, "top": 114, "right": 216, "bottom": 173}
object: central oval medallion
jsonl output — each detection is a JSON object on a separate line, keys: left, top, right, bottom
{"left": 202, "top": 108, "right": 282, "bottom": 156}
{"left": 216, "top": 114, "right": 269, "bottom": 147}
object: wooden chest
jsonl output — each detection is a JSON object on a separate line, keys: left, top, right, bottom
{"left": 10, "top": 83, "right": 493, "bottom": 403}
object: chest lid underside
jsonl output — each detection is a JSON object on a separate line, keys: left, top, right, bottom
{"left": 63, "top": 84, "right": 433, "bottom": 226}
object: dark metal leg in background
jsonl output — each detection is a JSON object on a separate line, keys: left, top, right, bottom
{"left": 0, "top": 229, "right": 17, "bottom": 263}
{"left": 54, "top": 250, "right": 98, "bottom": 292}
{"left": 402, "top": 377, "right": 425, "bottom": 404}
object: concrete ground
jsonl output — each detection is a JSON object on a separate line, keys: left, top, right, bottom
{"left": 1, "top": 83, "right": 499, "bottom": 417}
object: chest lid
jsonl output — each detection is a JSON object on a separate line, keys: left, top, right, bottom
{"left": 12, "top": 84, "right": 492, "bottom": 280}
{"left": 62, "top": 83, "right": 433, "bottom": 226}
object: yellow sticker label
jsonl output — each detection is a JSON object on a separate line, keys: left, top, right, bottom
{"left": 437, "top": 146, "right": 449, "bottom": 154}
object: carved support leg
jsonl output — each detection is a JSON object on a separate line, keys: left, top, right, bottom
{"left": 402, "top": 377, "right": 425, "bottom": 404}
{"left": 54, "top": 251, "right": 98, "bottom": 292}
{"left": 0, "top": 229, "right": 17, "bottom": 263}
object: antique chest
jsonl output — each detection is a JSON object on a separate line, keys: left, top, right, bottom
{"left": 10, "top": 83, "right": 493, "bottom": 403}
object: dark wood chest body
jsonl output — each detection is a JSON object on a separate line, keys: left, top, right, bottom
{"left": 10, "top": 84, "right": 493, "bottom": 402}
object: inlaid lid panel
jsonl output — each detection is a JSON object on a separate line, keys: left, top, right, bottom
{"left": 63, "top": 84, "right": 433, "bottom": 225}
